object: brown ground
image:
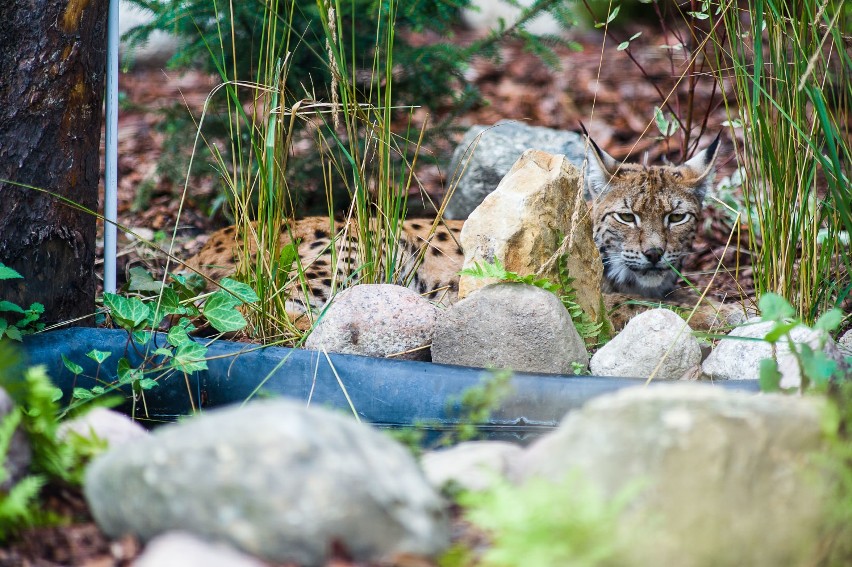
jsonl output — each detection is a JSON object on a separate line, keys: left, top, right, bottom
{"left": 9, "top": 21, "right": 755, "bottom": 567}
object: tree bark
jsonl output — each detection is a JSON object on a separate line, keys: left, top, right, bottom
{"left": 0, "top": 0, "right": 108, "bottom": 325}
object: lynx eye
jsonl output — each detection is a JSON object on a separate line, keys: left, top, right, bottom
{"left": 667, "top": 212, "right": 689, "bottom": 225}
{"left": 614, "top": 212, "right": 637, "bottom": 225}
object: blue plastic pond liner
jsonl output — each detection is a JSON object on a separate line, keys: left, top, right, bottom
{"left": 21, "top": 328, "right": 761, "bottom": 443}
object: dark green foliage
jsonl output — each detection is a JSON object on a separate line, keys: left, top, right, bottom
{"left": 123, "top": 0, "right": 580, "bottom": 217}
{"left": 0, "top": 342, "right": 106, "bottom": 542}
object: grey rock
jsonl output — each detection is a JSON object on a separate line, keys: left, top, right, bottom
{"left": 59, "top": 407, "right": 148, "bottom": 446}
{"left": 458, "top": 149, "right": 606, "bottom": 327}
{"left": 590, "top": 308, "right": 701, "bottom": 380}
{"left": 305, "top": 284, "right": 439, "bottom": 361}
{"left": 431, "top": 283, "right": 588, "bottom": 374}
{"left": 703, "top": 319, "right": 847, "bottom": 387}
{"left": 84, "top": 399, "right": 449, "bottom": 566}
{"left": 421, "top": 441, "right": 523, "bottom": 492}
{"left": 839, "top": 329, "right": 852, "bottom": 357}
{"left": 0, "top": 387, "right": 31, "bottom": 491}
{"left": 445, "top": 121, "right": 585, "bottom": 219}
{"left": 516, "top": 384, "right": 829, "bottom": 567}
{"left": 135, "top": 532, "right": 266, "bottom": 567}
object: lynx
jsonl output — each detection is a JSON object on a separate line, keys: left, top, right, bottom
{"left": 185, "top": 136, "right": 743, "bottom": 331}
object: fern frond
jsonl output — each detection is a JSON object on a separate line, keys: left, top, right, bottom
{"left": 0, "top": 475, "right": 45, "bottom": 541}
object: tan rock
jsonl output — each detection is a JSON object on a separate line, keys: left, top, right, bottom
{"left": 459, "top": 149, "right": 606, "bottom": 326}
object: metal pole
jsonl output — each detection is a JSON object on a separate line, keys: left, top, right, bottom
{"left": 103, "top": 0, "right": 119, "bottom": 294}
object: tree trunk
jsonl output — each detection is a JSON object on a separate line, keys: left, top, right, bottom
{"left": 0, "top": 0, "right": 108, "bottom": 326}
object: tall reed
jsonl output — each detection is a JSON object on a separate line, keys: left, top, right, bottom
{"left": 189, "top": 0, "right": 434, "bottom": 342}
{"left": 708, "top": 0, "right": 851, "bottom": 321}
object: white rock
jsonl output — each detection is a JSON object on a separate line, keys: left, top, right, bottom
{"left": 838, "top": 329, "right": 852, "bottom": 357}
{"left": 703, "top": 319, "right": 846, "bottom": 388}
{"left": 60, "top": 407, "right": 148, "bottom": 446}
{"left": 461, "top": 3, "right": 563, "bottom": 44}
{"left": 421, "top": 441, "right": 523, "bottom": 492}
{"left": 119, "top": 1, "right": 181, "bottom": 67}
{"left": 305, "top": 284, "right": 439, "bottom": 361}
{"left": 590, "top": 308, "right": 701, "bottom": 380}
{"left": 135, "top": 532, "right": 266, "bottom": 567}
{"left": 515, "top": 384, "right": 829, "bottom": 567}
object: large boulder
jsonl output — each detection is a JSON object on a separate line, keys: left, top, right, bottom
{"left": 702, "top": 320, "right": 848, "bottom": 387}
{"left": 305, "top": 284, "right": 439, "bottom": 361}
{"left": 84, "top": 399, "right": 449, "bottom": 566}
{"left": 445, "top": 122, "right": 585, "bottom": 220}
{"left": 431, "top": 282, "right": 588, "bottom": 374}
{"left": 590, "top": 308, "right": 701, "bottom": 380}
{"left": 458, "top": 149, "right": 606, "bottom": 328}
{"left": 514, "top": 384, "right": 829, "bottom": 567}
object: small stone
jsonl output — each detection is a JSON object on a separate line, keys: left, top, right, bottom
{"left": 590, "top": 309, "right": 701, "bottom": 380}
{"left": 135, "top": 532, "right": 266, "bottom": 567}
{"left": 445, "top": 122, "right": 585, "bottom": 220}
{"left": 84, "top": 399, "right": 448, "bottom": 566}
{"left": 838, "top": 329, "right": 852, "bottom": 357}
{"left": 59, "top": 407, "right": 148, "bottom": 446}
{"left": 431, "top": 282, "right": 588, "bottom": 374}
{"left": 421, "top": 441, "right": 523, "bottom": 492}
{"left": 305, "top": 284, "right": 439, "bottom": 361}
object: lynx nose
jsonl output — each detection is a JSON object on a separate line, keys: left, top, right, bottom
{"left": 643, "top": 247, "right": 664, "bottom": 265}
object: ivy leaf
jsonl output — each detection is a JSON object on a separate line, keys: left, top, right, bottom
{"left": 61, "top": 354, "right": 83, "bottom": 376}
{"left": 758, "top": 358, "right": 782, "bottom": 392}
{"left": 5, "top": 326, "right": 22, "bottom": 342}
{"left": 86, "top": 349, "right": 111, "bottom": 364}
{"left": 0, "top": 263, "right": 23, "bottom": 280}
{"left": 117, "top": 357, "right": 142, "bottom": 385}
{"left": 170, "top": 273, "right": 205, "bottom": 301}
{"left": 138, "top": 378, "right": 159, "bottom": 390}
{"left": 103, "top": 293, "right": 150, "bottom": 331}
{"left": 172, "top": 341, "right": 208, "bottom": 374}
{"left": 160, "top": 287, "right": 186, "bottom": 315}
{"left": 0, "top": 301, "right": 25, "bottom": 313}
{"left": 128, "top": 266, "right": 163, "bottom": 293}
{"left": 203, "top": 291, "right": 247, "bottom": 333}
{"left": 219, "top": 277, "right": 260, "bottom": 304}
{"left": 72, "top": 388, "right": 95, "bottom": 400}
{"left": 687, "top": 10, "right": 710, "bottom": 19}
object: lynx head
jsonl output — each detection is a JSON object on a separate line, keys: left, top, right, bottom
{"left": 585, "top": 135, "right": 720, "bottom": 298}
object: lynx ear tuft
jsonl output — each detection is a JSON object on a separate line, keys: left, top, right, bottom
{"left": 681, "top": 133, "right": 721, "bottom": 202}
{"left": 584, "top": 133, "right": 620, "bottom": 198}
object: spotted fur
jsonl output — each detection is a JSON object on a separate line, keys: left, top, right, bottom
{"left": 186, "top": 216, "right": 464, "bottom": 323}
{"left": 186, "top": 137, "right": 745, "bottom": 332}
